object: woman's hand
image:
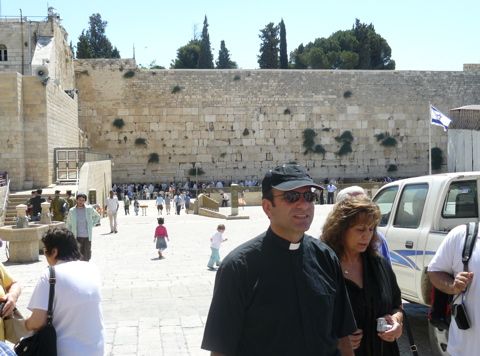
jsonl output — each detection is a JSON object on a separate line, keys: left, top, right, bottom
{"left": 377, "top": 314, "right": 402, "bottom": 342}
{"left": 349, "top": 329, "right": 363, "bottom": 349}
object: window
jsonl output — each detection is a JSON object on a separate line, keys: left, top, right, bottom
{"left": 393, "top": 184, "right": 428, "bottom": 229}
{"left": 373, "top": 186, "right": 398, "bottom": 227}
{"left": 442, "top": 180, "right": 478, "bottom": 218}
{"left": 0, "top": 45, "right": 7, "bottom": 61}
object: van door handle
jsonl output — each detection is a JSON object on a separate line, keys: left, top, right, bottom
{"left": 405, "top": 241, "right": 414, "bottom": 249}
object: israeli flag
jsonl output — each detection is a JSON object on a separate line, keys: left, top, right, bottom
{"left": 430, "top": 105, "right": 453, "bottom": 131}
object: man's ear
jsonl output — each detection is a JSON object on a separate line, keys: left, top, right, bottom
{"left": 262, "top": 199, "right": 273, "bottom": 218}
{"left": 51, "top": 248, "right": 59, "bottom": 259}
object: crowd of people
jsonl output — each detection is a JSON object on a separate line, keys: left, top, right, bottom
{"left": 1, "top": 164, "right": 476, "bottom": 354}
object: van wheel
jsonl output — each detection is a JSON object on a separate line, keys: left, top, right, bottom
{"left": 428, "top": 322, "right": 449, "bottom": 355}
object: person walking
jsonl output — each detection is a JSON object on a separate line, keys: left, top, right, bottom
{"left": 174, "top": 193, "right": 182, "bottom": 215}
{"left": 66, "top": 193, "right": 101, "bottom": 261}
{"left": 156, "top": 195, "right": 164, "bottom": 215}
{"left": 123, "top": 195, "right": 130, "bottom": 215}
{"left": 202, "top": 164, "right": 356, "bottom": 355}
{"left": 165, "top": 194, "right": 171, "bottom": 215}
{"left": 327, "top": 182, "right": 337, "bottom": 204}
{"left": 105, "top": 191, "right": 119, "bottom": 233}
{"left": 207, "top": 224, "right": 227, "bottom": 270}
{"left": 133, "top": 198, "right": 140, "bottom": 216}
{"left": 153, "top": 218, "right": 169, "bottom": 259}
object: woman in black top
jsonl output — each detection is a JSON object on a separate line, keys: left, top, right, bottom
{"left": 322, "top": 196, "right": 403, "bottom": 355}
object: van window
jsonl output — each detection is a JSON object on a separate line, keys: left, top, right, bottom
{"left": 442, "top": 180, "right": 478, "bottom": 218}
{"left": 393, "top": 184, "right": 428, "bottom": 229}
{"left": 373, "top": 186, "right": 398, "bottom": 226}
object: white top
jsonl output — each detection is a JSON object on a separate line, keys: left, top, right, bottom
{"left": 28, "top": 261, "right": 105, "bottom": 356}
{"left": 210, "top": 231, "right": 224, "bottom": 249}
{"left": 428, "top": 224, "right": 480, "bottom": 356}
{"left": 105, "top": 196, "right": 118, "bottom": 214}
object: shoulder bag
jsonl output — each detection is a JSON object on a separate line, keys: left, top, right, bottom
{"left": 14, "top": 266, "right": 57, "bottom": 356}
{"left": 4, "top": 308, "right": 29, "bottom": 344}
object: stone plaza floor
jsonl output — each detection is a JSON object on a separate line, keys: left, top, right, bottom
{"left": 1, "top": 201, "right": 435, "bottom": 355}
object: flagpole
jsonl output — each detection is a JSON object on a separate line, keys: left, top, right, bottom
{"left": 428, "top": 102, "right": 432, "bottom": 175}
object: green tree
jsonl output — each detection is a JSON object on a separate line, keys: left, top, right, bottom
{"left": 216, "top": 40, "right": 237, "bottom": 69}
{"left": 290, "top": 19, "right": 394, "bottom": 70}
{"left": 171, "top": 39, "right": 201, "bottom": 69}
{"left": 76, "top": 14, "right": 120, "bottom": 59}
{"left": 258, "top": 22, "right": 279, "bottom": 69}
{"left": 197, "top": 16, "right": 214, "bottom": 69}
{"left": 279, "top": 19, "right": 288, "bottom": 69}
{"left": 290, "top": 43, "right": 307, "bottom": 69}
{"left": 76, "top": 30, "right": 93, "bottom": 58}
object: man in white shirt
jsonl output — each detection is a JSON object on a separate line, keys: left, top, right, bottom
{"left": 104, "top": 191, "right": 119, "bottom": 233}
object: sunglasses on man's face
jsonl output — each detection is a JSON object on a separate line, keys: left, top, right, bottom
{"left": 274, "top": 191, "right": 316, "bottom": 203}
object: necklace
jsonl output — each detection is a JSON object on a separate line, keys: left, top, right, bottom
{"left": 344, "top": 269, "right": 349, "bottom": 274}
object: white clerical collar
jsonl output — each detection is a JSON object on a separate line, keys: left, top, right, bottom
{"left": 289, "top": 242, "right": 301, "bottom": 250}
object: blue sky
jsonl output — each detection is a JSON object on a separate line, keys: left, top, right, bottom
{"left": 3, "top": 0, "right": 479, "bottom": 70}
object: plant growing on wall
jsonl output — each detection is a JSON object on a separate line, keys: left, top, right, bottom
{"left": 284, "top": 108, "right": 291, "bottom": 115}
{"left": 123, "top": 70, "right": 135, "bottom": 78}
{"left": 243, "top": 128, "right": 250, "bottom": 136}
{"left": 302, "top": 129, "right": 316, "bottom": 155}
{"left": 322, "top": 128, "right": 330, "bottom": 132}
{"left": 172, "top": 86, "right": 181, "bottom": 94}
{"left": 376, "top": 132, "right": 398, "bottom": 147}
{"left": 134, "top": 138, "right": 148, "bottom": 147}
{"left": 343, "top": 90, "right": 352, "bottom": 98}
{"left": 335, "top": 130, "right": 354, "bottom": 157}
{"left": 188, "top": 167, "right": 205, "bottom": 176}
{"left": 112, "top": 118, "right": 125, "bottom": 130}
{"left": 233, "top": 75, "right": 241, "bottom": 81}
{"left": 148, "top": 153, "right": 160, "bottom": 164}
{"left": 431, "top": 147, "right": 444, "bottom": 170}
{"left": 387, "top": 164, "right": 398, "bottom": 172}
{"left": 303, "top": 129, "right": 326, "bottom": 156}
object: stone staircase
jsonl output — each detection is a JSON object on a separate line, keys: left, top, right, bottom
{"left": 4, "top": 194, "right": 31, "bottom": 226}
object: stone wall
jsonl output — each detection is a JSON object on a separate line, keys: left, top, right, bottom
{"left": 75, "top": 59, "right": 480, "bottom": 183}
{"left": 0, "top": 18, "right": 74, "bottom": 87}
{"left": 78, "top": 160, "right": 112, "bottom": 209}
{"left": 0, "top": 72, "right": 26, "bottom": 189}
{"left": 0, "top": 19, "right": 78, "bottom": 191}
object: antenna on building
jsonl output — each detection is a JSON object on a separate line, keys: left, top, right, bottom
{"left": 133, "top": 44, "right": 135, "bottom": 59}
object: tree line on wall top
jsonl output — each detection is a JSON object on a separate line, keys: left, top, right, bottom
{"left": 72, "top": 14, "right": 395, "bottom": 71}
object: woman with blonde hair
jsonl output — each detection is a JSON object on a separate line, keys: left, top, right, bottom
{"left": 321, "top": 196, "right": 403, "bottom": 355}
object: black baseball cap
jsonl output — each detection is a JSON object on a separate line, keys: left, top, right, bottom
{"left": 262, "top": 164, "right": 321, "bottom": 196}
{"left": 55, "top": 190, "right": 61, "bottom": 194}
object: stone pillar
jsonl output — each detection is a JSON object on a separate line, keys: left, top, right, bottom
{"left": 230, "top": 184, "right": 239, "bottom": 216}
{"left": 40, "top": 201, "right": 51, "bottom": 224}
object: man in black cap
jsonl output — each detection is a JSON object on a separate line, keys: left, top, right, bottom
{"left": 202, "top": 164, "right": 356, "bottom": 356}
{"left": 50, "top": 190, "right": 66, "bottom": 222}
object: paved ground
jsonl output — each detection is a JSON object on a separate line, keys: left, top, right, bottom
{"left": 2, "top": 199, "right": 436, "bottom": 355}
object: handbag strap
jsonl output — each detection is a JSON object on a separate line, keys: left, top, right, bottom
{"left": 46, "top": 266, "right": 56, "bottom": 326}
{"left": 398, "top": 308, "right": 418, "bottom": 356}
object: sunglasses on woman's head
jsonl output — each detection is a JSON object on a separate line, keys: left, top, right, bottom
{"left": 274, "top": 191, "right": 316, "bottom": 203}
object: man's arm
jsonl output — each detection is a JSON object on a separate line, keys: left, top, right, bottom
{"left": 428, "top": 270, "right": 473, "bottom": 295}
{"left": 338, "top": 336, "right": 354, "bottom": 356}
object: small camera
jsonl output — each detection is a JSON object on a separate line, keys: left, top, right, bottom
{"left": 376, "top": 317, "right": 393, "bottom": 332}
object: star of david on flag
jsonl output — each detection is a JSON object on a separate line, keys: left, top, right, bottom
{"left": 430, "top": 105, "right": 453, "bottom": 131}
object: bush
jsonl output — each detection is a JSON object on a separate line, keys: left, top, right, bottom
{"left": 112, "top": 118, "right": 125, "bottom": 130}
{"left": 123, "top": 70, "right": 135, "bottom": 78}
{"left": 134, "top": 138, "right": 148, "bottom": 147}
{"left": 148, "top": 153, "right": 159, "bottom": 164}
{"left": 172, "top": 86, "right": 181, "bottom": 94}
{"left": 387, "top": 164, "right": 398, "bottom": 172}
{"left": 431, "top": 147, "right": 444, "bottom": 170}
